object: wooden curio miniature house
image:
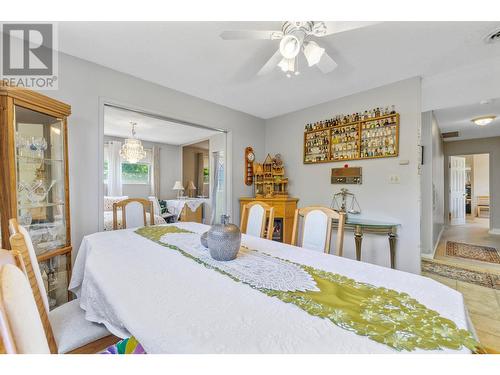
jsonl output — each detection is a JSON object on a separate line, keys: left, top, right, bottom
{"left": 254, "top": 153, "right": 288, "bottom": 198}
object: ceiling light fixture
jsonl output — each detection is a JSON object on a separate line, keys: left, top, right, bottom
{"left": 471, "top": 115, "right": 496, "bottom": 126}
{"left": 279, "top": 35, "right": 301, "bottom": 59}
{"left": 120, "top": 122, "right": 146, "bottom": 163}
{"left": 278, "top": 57, "right": 296, "bottom": 78}
{"left": 303, "top": 41, "right": 325, "bottom": 67}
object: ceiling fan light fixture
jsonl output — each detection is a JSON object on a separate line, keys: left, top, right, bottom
{"left": 278, "top": 57, "right": 295, "bottom": 73}
{"left": 279, "top": 35, "right": 301, "bottom": 59}
{"left": 303, "top": 41, "right": 325, "bottom": 67}
{"left": 471, "top": 115, "right": 496, "bottom": 126}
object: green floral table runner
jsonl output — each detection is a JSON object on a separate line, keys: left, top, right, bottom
{"left": 135, "top": 226, "right": 480, "bottom": 353}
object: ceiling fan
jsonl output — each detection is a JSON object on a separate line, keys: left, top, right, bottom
{"left": 220, "top": 21, "right": 377, "bottom": 77}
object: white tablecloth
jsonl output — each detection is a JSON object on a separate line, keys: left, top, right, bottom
{"left": 166, "top": 199, "right": 207, "bottom": 219}
{"left": 69, "top": 222, "right": 472, "bottom": 354}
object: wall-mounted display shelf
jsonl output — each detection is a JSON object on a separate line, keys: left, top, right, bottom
{"left": 303, "top": 110, "right": 399, "bottom": 164}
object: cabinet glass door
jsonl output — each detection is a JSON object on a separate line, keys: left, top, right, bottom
{"left": 14, "top": 105, "right": 68, "bottom": 308}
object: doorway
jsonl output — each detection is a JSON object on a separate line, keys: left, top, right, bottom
{"left": 448, "top": 154, "right": 490, "bottom": 228}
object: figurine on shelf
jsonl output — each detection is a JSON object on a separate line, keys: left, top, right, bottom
{"left": 253, "top": 153, "right": 289, "bottom": 198}
{"left": 19, "top": 179, "right": 56, "bottom": 204}
{"left": 305, "top": 105, "right": 397, "bottom": 132}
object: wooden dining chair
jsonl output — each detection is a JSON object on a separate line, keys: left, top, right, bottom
{"left": 476, "top": 195, "right": 490, "bottom": 217}
{"left": 0, "top": 263, "right": 51, "bottom": 354}
{"left": 113, "top": 198, "right": 154, "bottom": 230}
{"left": 8, "top": 219, "right": 117, "bottom": 354}
{"left": 0, "top": 260, "right": 144, "bottom": 354}
{"left": 291, "top": 206, "right": 346, "bottom": 255}
{"left": 240, "top": 201, "right": 275, "bottom": 240}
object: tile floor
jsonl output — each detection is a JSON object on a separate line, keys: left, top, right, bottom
{"left": 423, "top": 216, "right": 500, "bottom": 353}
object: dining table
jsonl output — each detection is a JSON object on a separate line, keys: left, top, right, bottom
{"left": 69, "top": 222, "right": 477, "bottom": 354}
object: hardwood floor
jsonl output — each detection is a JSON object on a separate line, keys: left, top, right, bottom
{"left": 434, "top": 217, "right": 500, "bottom": 272}
{"left": 423, "top": 216, "right": 500, "bottom": 353}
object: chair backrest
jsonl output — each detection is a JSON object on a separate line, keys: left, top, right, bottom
{"left": 8, "top": 219, "right": 58, "bottom": 353}
{"left": 148, "top": 196, "right": 162, "bottom": 217}
{"left": 9, "top": 221, "right": 50, "bottom": 314}
{"left": 0, "top": 263, "right": 50, "bottom": 354}
{"left": 113, "top": 198, "right": 154, "bottom": 230}
{"left": 0, "top": 249, "right": 27, "bottom": 354}
{"left": 0, "top": 249, "right": 24, "bottom": 274}
{"left": 240, "top": 201, "right": 275, "bottom": 240}
{"left": 104, "top": 195, "right": 129, "bottom": 212}
{"left": 477, "top": 196, "right": 490, "bottom": 206}
{"left": 291, "top": 206, "right": 345, "bottom": 255}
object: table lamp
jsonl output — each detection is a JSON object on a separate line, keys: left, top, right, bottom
{"left": 186, "top": 180, "right": 197, "bottom": 198}
{"left": 172, "top": 181, "right": 184, "bottom": 199}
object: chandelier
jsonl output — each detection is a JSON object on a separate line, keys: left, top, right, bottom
{"left": 120, "top": 122, "right": 146, "bottom": 163}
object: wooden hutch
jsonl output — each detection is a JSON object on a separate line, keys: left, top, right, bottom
{"left": 240, "top": 153, "right": 298, "bottom": 244}
{"left": 0, "top": 85, "right": 72, "bottom": 309}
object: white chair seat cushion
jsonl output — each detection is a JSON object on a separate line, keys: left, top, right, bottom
{"left": 49, "top": 298, "right": 110, "bottom": 353}
{"left": 0, "top": 264, "right": 50, "bottom": 354}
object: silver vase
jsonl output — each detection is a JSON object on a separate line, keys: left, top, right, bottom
{"left": 207, "top": 215, "right": 241, "bottom": 261}
{"left": 200, "top": 231, "right": 209, "bottom": 248}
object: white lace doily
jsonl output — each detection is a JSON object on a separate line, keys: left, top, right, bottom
{"left": 159, "top": 233, "right": 319, "bottom": 293}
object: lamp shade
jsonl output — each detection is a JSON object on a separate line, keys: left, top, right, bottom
{"left": 172, "top": 181, "right": 184, "bottom": 191}
{"left": 187, "top": 181, "right": 196, "bottom": 190}
{"left": 303, "top": 41, "right": 325, "bottom": 67}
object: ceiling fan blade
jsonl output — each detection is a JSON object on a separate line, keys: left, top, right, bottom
{"left": 316, "top": 51, "right": 338, "bottom": 74}
{"left": 220, "top": 30, "right": 283, "bottom": 40}
{"left": 257, "top": 49, "right": 283, "bottom": 76}
{"left": 317, "top": 21, "right": 380, "bottom": 36}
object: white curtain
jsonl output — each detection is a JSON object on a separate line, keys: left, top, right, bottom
{"left": 210, "top": 152, "right": 220, "bottom": 224}
{"left": 106, "top": 141, "right": 123, "bottom": 196}
{"left": 150, "top": 146, "right": 160, "bottom": 198}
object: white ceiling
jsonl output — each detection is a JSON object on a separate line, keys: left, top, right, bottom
{"left": 57, "top": 21, "right": 500, "bottom": 119}
{"left": 104, "top": 106, "right": 220, "bottom": 145}
{"left": 434, "top": 98, "right": 500, "bottom": 142}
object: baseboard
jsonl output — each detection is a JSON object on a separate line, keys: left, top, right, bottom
{"left": 488, "top": 228, "right": 500, "bottom": 235}
{"left": 421, "top": 226, "right": 445, "bottom": 260}
{"left": 421, "top": 226, "right": 443, "bottom": 260}
{"left": 420, "top": 252, "right": 434, "bottom": 260}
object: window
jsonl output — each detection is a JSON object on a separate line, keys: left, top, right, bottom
{"left": 103, "top": 160, "right": 109, "bottom": 183}
{"left": 203, "top": 167, "right": 209, "bottom": 184}
{"left": 104, "top": 144, "right": 152, "bottom": 185}
{"left": 121, "top": 162, "right": 150, "bottom": 184}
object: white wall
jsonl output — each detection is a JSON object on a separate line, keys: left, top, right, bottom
{"left": 420, "top": 112, "right": 433, "bottom": 255}
{"left": 431, "top": 114, "right": 445, "bottom": 246}
{"left": 473, "top": 154, "right": 489, "bottom": 197}
{"left": 44, "top": 52, "right": 265, "bottom": 257}
{"left": 104, "top": 135, "right": 182, "bottom": 199}
{"left": 420, "top": 112, "right": 445, "bottom": 256}
{"left": 264, "top": 78, "right": 422, "bottom": 273}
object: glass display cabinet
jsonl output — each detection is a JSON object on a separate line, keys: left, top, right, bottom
{"left": 0, "top": 85, "right": 72, "bottom": 309}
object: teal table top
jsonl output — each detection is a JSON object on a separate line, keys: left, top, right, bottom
{"left": 334, "top": 215, "right": 400, "bottom": 228}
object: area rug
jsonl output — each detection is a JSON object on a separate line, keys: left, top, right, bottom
{"left": 446, "top": 241, "right": 500, "bottom": 264}
{"left": 421, "top": 259, "right": 500, "bottom": 290}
